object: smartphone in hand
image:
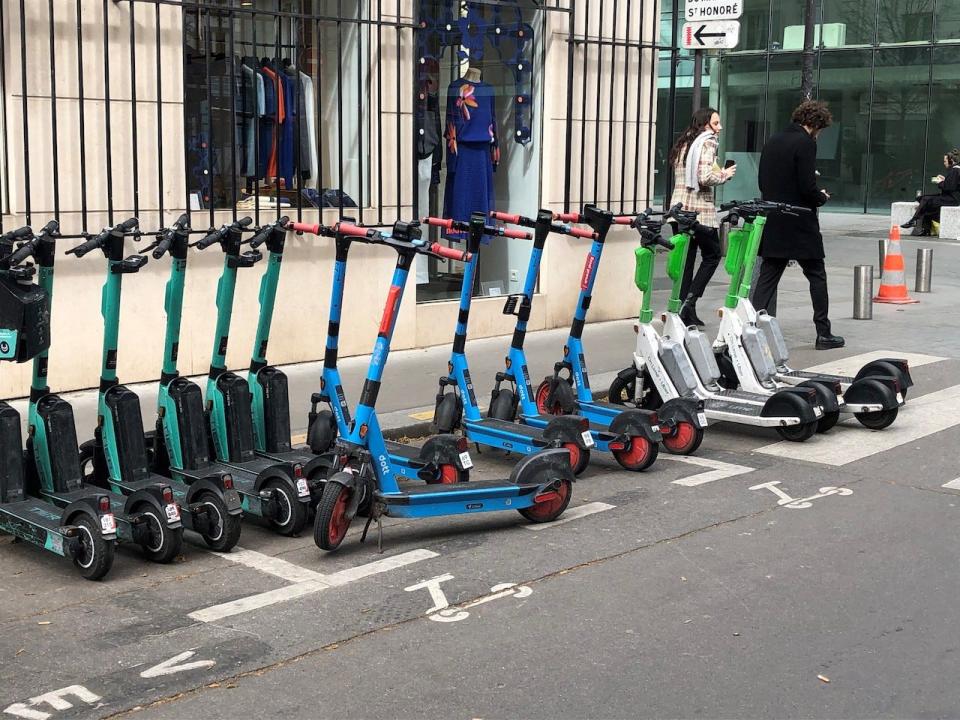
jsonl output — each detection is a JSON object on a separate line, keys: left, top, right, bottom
{"left": 724, "top": 159, "right": 736, "bottom": 169}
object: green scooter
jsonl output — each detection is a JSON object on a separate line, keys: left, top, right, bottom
{"left": 148, "top": 215, "right": 243, "bottom": 551}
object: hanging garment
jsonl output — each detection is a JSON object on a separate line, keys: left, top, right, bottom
{"left": 239, "top": 62, "right": 265, "bottom": 178}
{"left": 257, "top": 67, "right": 278, "bottom": 181}
{"left": 300, "top": 72, "right": 319, "bottom": 189}
{"left": 442, "top": 78, "right": 499, "bottom": 240}
{"left": 259, "top": 65, "right": 285, "bottom": 182}
{"left": 277, "top": 69, "right": 297, "bottom": 190}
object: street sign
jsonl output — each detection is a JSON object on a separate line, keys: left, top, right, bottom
{"left": 684, "top": 0, "right": 743, "bottom": 22}
{"left": 682, "top": 21, "right": 741, "bottom": 50}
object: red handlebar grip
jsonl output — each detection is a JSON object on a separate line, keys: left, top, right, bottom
{"left": 424, "top": 216, "right": 454, "bottom": 230}
{"left": 289, "top": 221, "right": 321, "bottom": 235}
{"left": 336, "top": 222, "right": 369, "bottom": 238}
{"left": 502, "top": 228, "right": 532, "bottom": 240}
{"left": 612, "top": 216, "right": 633, "bottom": 225}
{"left": 569, "top": 227, "right": 599, "bottom": 239}
{"left": 555, "top": 212, "right": 580, "bottom": 223}
{"left": 430, "top": 242, "right": 470, "bottom": 261}
{"left": 490, "top": 211, "right": 521, "bottom": 224}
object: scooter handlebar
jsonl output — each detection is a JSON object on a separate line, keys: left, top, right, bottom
{"left": 336, "top": 222, "right": 370, "bottom": 238}
{"left": 430, "top": 242, "right": 472, "bottom": 262}
{"left": 489, "top": 211, "right": 521, "bottom": 224}
{"left": 67, "top": 233, "right": 107, "bottom": 257}
{"left": 612, "top": 216, "right": 633, "bottom": 225}
{"left": 423, "top": 216, "right": 462, "bottom": 231}
{"left": 500, "top": 227, "right": 532, "bottom": 240}
{"left": 7, "top": 239, "right": 38, "bottom": 266}
{"left": 117, "top": 217, "right": 139, "bottom": 233}
{"left": 2, "top": 225, "right": 33, "bottom": 242}
{"left": 554, "top": 212, "right": 581, "bottom": 223}
{"left": 567, "top": 226, "right": 598, "bottom": 240}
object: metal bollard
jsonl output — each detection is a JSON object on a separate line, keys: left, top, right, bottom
{"left": 877, "top": 239, "right": 885, "bottom": 278}
{"left": 916, "top": 247, "right": 933, "bottom": 292}
{"left": 853, "top": 265, "right": 873, "bottom": 320}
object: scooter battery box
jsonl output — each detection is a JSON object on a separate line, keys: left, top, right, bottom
{"left": 217, "top": 373, "right": 257, "bottom": 463}
{"left": 0, "top": 402, "right": 24, "bottom": 503}
{"left": 756, "top": 312, "right": 789, "bottom": 365}
{"left": 170, "top": 378, "right": 212, "bottom": 471}
{"left": 257, "top": 366, "right": 292, "bottom": 453}
{"left": 36, "top": 395, "right": 84, "bottom": 494}
{"left": 742, "top": 325, "right": 777, "bottom": 383}
{"left": 104, "top": 385, "right": 151, "bottom": 483}
{"left": 659, "top": 340, "right": 699, "bottom": 395}
{"left": 0, "top": 275, "right": 50, "bottom": 362}
{"left": 684, "top": 327, "right": 721, "bottom": 384}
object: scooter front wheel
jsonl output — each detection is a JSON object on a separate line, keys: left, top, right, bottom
{"left": 315, "top": 482, "right": 352, "bottom": 551}
{"left": 137, "top": 506, "right": 183, "bottom": 563}
{"left": 612, "top": 436, "right": 659, "bottom": 471}
{"left": 535, "top": 380, "right": 564, "bottom": 416}
{"left": 72, "top": 515, "right": 115, "bottom": 581}
{"left": 266, "top": 481, "right": 308, "bottom": 537}
{"left": 197, "top": 492, "right": 242, "bottom": 552}
{"left": 775, "top": 421, "right": 817, "bottom": 442}
{"left": 562, "top": 443, "right": 591, "bottom": 475}
{"left": 662, "top": 422, "right": 704, "bottom": 456}
{"left": 519, "top": 479, "right": 572, "bottom": 523}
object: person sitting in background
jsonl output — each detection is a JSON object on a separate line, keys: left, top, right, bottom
{"left": 668, "top": 107, "right": 736, "bottom": 326}
{"left": 901, "top": 150, "right": 960, "bottom": 236}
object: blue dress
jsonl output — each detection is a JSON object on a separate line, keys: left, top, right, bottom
{"left": 442, "top": 78, "right": 500, "bottom": 240}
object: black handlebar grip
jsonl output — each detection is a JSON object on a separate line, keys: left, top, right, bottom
{"left": 248, "top": 226, "right": 273, "bottom": 249}
{"left": 117, "top": 217, "right": 139, "bottom": 233}
{"left": 6, "top": 240, "right": 37, "bottom": 266}
{"left": 152, "top": 231, "right": 174, "bottom": 259}
{"left": 196, "top": 228, "right": 225, "bottom": 250}
{"left": 3, "top": 226, "right": 33, "bottom": 242}
{"left": 38, "top": 220, "right": 59, "bottom": 236}
{"left": 235, "top": 217, "right": 254, "bottom": 229}
{"left": 67, "top": 236, "right": 102, "bottom": 257}
{"left": 173, "top": 213, "right": 190, "bottom": 229}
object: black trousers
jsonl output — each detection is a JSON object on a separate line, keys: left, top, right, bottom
{"left": 679, "top": 225, "right": 722, "bottom": 303}
{"left": 915, "top": 194, "right": 958, "bottom": 231}
{"left": 752, "top": 257, "right": 832, "bottom": 337}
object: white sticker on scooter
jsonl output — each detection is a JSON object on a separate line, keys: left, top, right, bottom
{"left": 697, "top": 412, "right": 708, "bottom": 427}
{"left": 651, "top": 425, "right": 660, "bottom": 433}
{"left": 896, "top": 392, "right": 903, "bottom": 403}
{"left": 296, "top": 478, "right": 311, "bottom": 497}
{"left": 581, "top": 431, "right": 595, "bottom": 448}
{"left": 165, "top": 503, "right": 181, "bottom": 522}
{"left": 100, "top": 513, "right": 116, "bottom": 534}
{"left": 459, "top": 451, "right": 474, "bottom": 469}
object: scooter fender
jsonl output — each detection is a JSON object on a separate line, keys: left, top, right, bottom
{"left": 541, "top": 415, "right": 593, "bottom": 449}
{"left": 122, "top": 487, "right": 183, "bottom": 529}
{"left": 419, "top": 435, "right": 470, "bottom": 471}
{"left": 855, "top": 359, "right": 913, "bottom": 392}
{"left": 760, "top": 387, "right": 819, "bottom": 423}
{"left": 843, "top": 375, "right": 900, "bottom": 410}
{"left": 326, "top": 470, "right": 365, "bottom": 521}
{"left": 61, "top": 499, "right": 117, "bottom": 540}
{"left": 658, "top": 397, "right": 707, "bottom": 431}
{"left": 608, "top": 408, "right": 663, "bottom": 443}
{"left": 253, "top": 466, "right": 310, "bottom": 504}
{"left": 510, "top": 447, "right": 576, "bottom": 488}
{"left": 544, "top": 377, "right": 578, "bottom": 414}
{"left": 184, "top": 476, "right": 243, "bottom": 515}
{"left": 797, "top": 379, "right": 840, "bottom": 415}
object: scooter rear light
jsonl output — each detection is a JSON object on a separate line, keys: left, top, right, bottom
{"left": 648, "top": 412, "right": 659, "bottom": 424}
{"left": 293, "top": 463, "right": 303, "bottom": 478}
{"left": 162, "top": 487, "right": 174, "bottom": 504}
{"left": 608, "top": 441, "right": 626, "bottom": 451}
{"left": 578, "top": 418, "right": 589, "bottom": 431}
{"left": 98, "top": 496, "right": 111, "bottom": 512}
{"left": 456, "top": 436, "right": 468, "bottom": 452}
{"left": 222, "top": 474, "right": 234, "bottom": 490}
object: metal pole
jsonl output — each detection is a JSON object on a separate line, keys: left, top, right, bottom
{"left": 692, "top": 50, "right": 703, "bottom": 111}
{"left": 853, "top": 265, "right": 874, "bottom": 320}
{"left": 800, "top": 0, "right": 816, "bottom": 99}
{"left": 877, "top": 238, "right": 885, "bottom": 278}
{"left": 915, "top": 248, "right": 933, "bottom": 292}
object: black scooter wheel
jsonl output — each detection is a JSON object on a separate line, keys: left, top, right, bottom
{"left": 607, "top": 372, "right": 637, "bottom": 407}
{"left": 315, "top": 482, "right": 352, "bottom": 551}
{"left": 855, "top": 407, "right": 898, "bottom": 430}
{"left": 613, "top": 436, "right": 659, "bottom": 471}
{"left": 562, "top": 442, "right": 591, "bottom": 476}
{"left": 266, "top": 481, "right": 308, "bottom": 537}
{"left": 488, "top": 388, "right": 517, "bottom": 422}
{"left": 137, "top": 505, "right": 183, "bottom": 564}
{"left": 197, "top": 492, "right": 242, "bottom": 552}
{"left": 776, "top": 421, "right": 817, "bottom": 442}
{"left": 663, "top": 421, "right": 704, "bottom": 456}
{"left": 519, "top": 479, "right": 572, "bottom": 523}
{"left": 72, "top": 515, "right": 115, "bottom": 581}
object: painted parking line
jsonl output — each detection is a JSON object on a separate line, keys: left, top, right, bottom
{"left": 659, "top": 455, "right": 755, "bottom": 487}
{"left": 801, "top": 350, "right": 946, "bottom": 376}
{"left": 755, "top": 384, "right": 960, "bottom": 466}
{"left": 521, "top": 501, "right": 615, "bottom": 530}
{"left": 221, "top": 547, "right": 326, "bottom": 583}
{"left": 189, "top": 549, "right": 439, "bottom": 623}
{"left": 942, "top": 478, "right": 960, "bottom": 491}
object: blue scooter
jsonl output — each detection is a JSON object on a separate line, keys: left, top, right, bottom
{"left": 310, "top": 220, "right": 575, "bottom": 552}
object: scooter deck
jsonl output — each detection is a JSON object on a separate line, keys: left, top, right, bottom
{"left": 468, "top": 417, "right": 550, "bottom": 442}
{"left": 379, "top": 479, "right": 542, "bottom": 506}
{"left": 174, "top": 459, "right": 259, "bottom": 485}
{"left": 384, "top": 440, "right": 422, "bottom": 461}
{"left": 524, "top": 412, "right": 616, "bottom": 439}
{"left": 0, "top": 499, "right": 66, "bottom": 529}
{"left": 778, "top": 369, "right": 855, "bottom": 385}
{"left": 216, "top": 455, "right": 293, "bottom": 478}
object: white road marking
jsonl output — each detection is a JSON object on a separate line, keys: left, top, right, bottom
{"left": 404, "top": 575, "right": 533, "bottom": 623}
{"left": 139, "top": 651, "right": 217, "bottom": 679}
{"left": 749, "top": 480, "right": 853, "bottom": 509}
{"left": 801, "top": 350, "right": 945, "bottom": 376}
{"left": 220, "top": 547, "right": 326, "bottom": 583}
{"left": 658, "top": 455, "right": 756, "bottom": 487}
{"left": 189, "top": 549, "right": 439, "bottom": 623}
{"left": 520, "top": 501, "right": 615, "bottom": 530}
{"left": 755, "top": 384, "right": 960, "bottom": 465}
{"left": 4, "top": 686, "right": 100, "bottom": 720}
{"left": 942, "top": 478, "right": 960, "bottom": 490}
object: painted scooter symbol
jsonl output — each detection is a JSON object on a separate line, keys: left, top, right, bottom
{"left": 405, "top": 574, "right": 533, "bottom": 623}
{"left": 749, "top": 480, "right": 853, "bottom": 509}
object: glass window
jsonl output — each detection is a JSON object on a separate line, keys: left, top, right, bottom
{"left": 182, "top": 1, "right": 367, "bottom": 214}
{"left": 936, "top": 0, "right": 960, "bottom": 41}
{"left": 924, "top": 46, "right": 960, "bottom": 203}
{"left": 715, "top": 55, "right": 768, "bottom": 203}
{"left": 866, "top": 48, "right": 931, "bottom": 210}
{"left": 822, "top": 0, "right": 877, "bottom": 46}
{"left": 738, "top": 0, "right": 772, "bottom": 51}
{"left": 414, "top": 0, "right": 544, "bottom": 302}
{"left": 816, "top": 50, "right": 872, "bottom": 210}
{"left": 879, "top": 0, "right": 934, "bottom": 43}
{"left": 770, "top": 0, "right": 808, "bottom": 52}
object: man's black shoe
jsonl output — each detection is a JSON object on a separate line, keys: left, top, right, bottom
{"left": 900, "top": 219, "right": 916, "bottom": 229}
{"left": 815, "top": 334, "right": 845, "bottom": 350}
{"left": 679, "top": 303, "right": 706, "bottom": 327}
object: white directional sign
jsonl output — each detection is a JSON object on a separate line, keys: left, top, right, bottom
{"left": 685, "top": 0, "right": 743, "bottom": 22}
{"left": 682, "top": 21, "right": 741, "bottom": 50}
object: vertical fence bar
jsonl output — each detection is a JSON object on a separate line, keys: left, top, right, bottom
{"left": 155, "top": 1, "right": 164, "bottom": 224}
{"left": 376, "top": 0, "right": 383, "bottom": 225}
{"left": 274, "top": 2, "right": 281, "bottom": 222}
{"left": 228, "top": 7, "right": 238, "bottom": 224}
{"left": 337, "top": 0, "right": 345, "bottom": 217}
{"left": 357, "top": 5, "right": 365, "bottom": 224}
{"left": 315, "top": 16, "right": 322, "bottom": 221}
{"left": 103, "top": 0, "right": 115, "bottom": 225}
{"left": 252, "top": 11, "right": 260, "bottom": 227}
{"left": 48, "top": 0, "right": 61, "bottom": 223}
{"left": 0, "top": 0, "right": 7, "bottom": 230}
{"left": 643, "top": 6, "right": 657, "bottom": 209}
{"left": 563, "top": 3, "right": 575, "bottom": 210}
{"left": 181, "top": 7, "right": 191, "bottom": 225}
{"left": 605, "top": 0, "right": 617, "bottom": 209}
{"left": 591, "top": 0, "right": 604, "bottom": 204}
{"left": 578, "top": 0, "right": 590, "bottom": 208}
{"left": 75, "top": 0, "right": 89, "bottom": 228}
{"left": 395, "top": 8, "right": 401, "bottom": 222}
{"left": 18, "top": 0, "right": 31, "bottom": 225}
{"left": 204, "top": 9, "right": 214, "bottom": 229}
{"left": 618, "top": 0, "right": 631, "bottom": 214}
{"left": 294, "top": 3, "right": 303, "bottom": 222}
{"left": 129, "top": 1, "right": 140, "bottom": 219}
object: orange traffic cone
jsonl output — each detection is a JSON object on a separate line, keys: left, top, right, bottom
{"left": 874, "top": 226, "right": 918, "bottom": 304}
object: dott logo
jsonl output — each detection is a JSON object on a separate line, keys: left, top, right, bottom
{"left": 580, "top": 255, "right": 595, "bottom": 290}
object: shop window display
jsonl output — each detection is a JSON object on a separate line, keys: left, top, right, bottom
{"left": 415, "top": 0, "right": 544, "bottom": 303}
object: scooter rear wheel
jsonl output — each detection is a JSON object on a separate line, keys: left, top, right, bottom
{"left": 315, "top": 482, "right": 352, "bottom": 551}
{"left": 612, "top": 436, "right": 659, "bottom": 471}
{"left": 775, "top": 421, "right": 817, "bottom": 442}
{"left": 562, "top": 442, "right": 591, "bottom": 475}
{"left": 519, "top": 479, "right": 572, "bottom": 523}
{"left": 72, "top": 515, "right": 115, "bottom": 581}
{"left": 662, "top": 421, "right": 704, "bottom": 456}
{"left": 197, "top": 491, "right": 242, "bottom": 552}
{"left": 137, "top": 506, "right": 183, "bottom": 564}
{"left": 855, "top": 407, "right": 898, "bottom": 430}
{"left": 266, "top": 481, "right": 308, "bottom": 537}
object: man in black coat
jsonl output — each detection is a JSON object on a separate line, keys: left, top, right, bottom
{"left": 752, "top": 100, "right": 844, "bottom": 350}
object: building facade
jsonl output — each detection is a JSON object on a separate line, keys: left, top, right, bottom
{"left": 0, "top": 0, "right": 660, "bottom": 397}
{"left": 656, "top": 0, "right": 960, "bottom": 213}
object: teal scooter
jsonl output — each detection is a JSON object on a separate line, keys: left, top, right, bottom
{"left": 193, "top": 218, "right": 311, "bottom": 536}
{"left": 76, "top": 217, "right": 226, "bottom": 554}
{"left": 148, "top": 216, "right": 243, "bottom": 551}
{"left": 0, "top": 223, "right": 116, "bottom": 579}
{"left": 26, "top": 220, "right": 181, "bottom": 564}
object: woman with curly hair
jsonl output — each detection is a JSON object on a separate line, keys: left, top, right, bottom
{"left": 901, "top": 149, "right": 960, "bottom": 236}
